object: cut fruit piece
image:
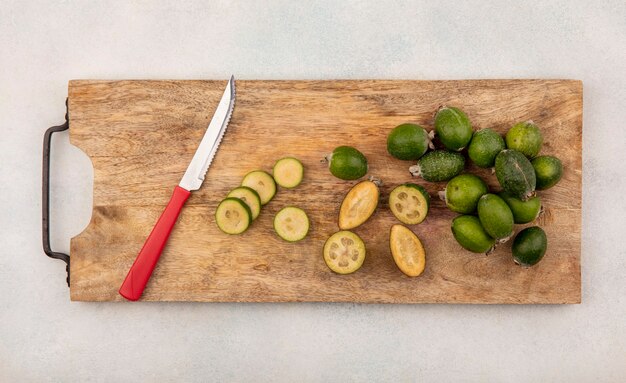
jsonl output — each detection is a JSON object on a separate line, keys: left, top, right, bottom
{"left": 227, "top": 186, "right": 261, "bottom": 220}
{"left": 389, "top": 184, "right": 430, "bottom": 225}
{"left": 323, "top": 230, "right": 366, "bottom": 274}
{"left": 273, "top": 157, "right": 304, "bottom": 188}
{"left": 389, "top": 224, "right": 426, "bottom": 277}
{"left": 338, "top": 180, "right": 380, "bottom": 230}
{"left": 215, "top": 197, "right": 252, "bottom": 235}
{"left": 274, "top": 207, "right": 310, "bottom": 242}
{"left": 241, "top": 170, "right": 276, "bottom": 205}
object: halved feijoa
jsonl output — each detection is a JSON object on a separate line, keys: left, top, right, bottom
{"left": 451, "top": 215, "right": 495, "bottom": 254}
{"left": 532, "top": 155, "right": 563, "bottom": 190}
{"left": 512, "top": 226, "right": 547, "bottom": 267}
{"left": 326, "top": 146, "right": 368, "bottom": 180}
{"left": 495, "top": 149, "right": 536, "bottom": 200}
{"left": 338, "top": 180, "right": 379, "bottom": 230}
{"left": 499, "top": 192, "right": 541, "bottom": 224}
{"left": 387, "top": 123, "right": 431, "bottom": 160}
{"left": 468, "top": 128, "right": 505, "bottom": 168}
{"left": 477, "top": 193, "right": 514, "bottom": 241}
{"left": 389, "top": 183, "right": 430, "bottom": 225}
{"left": 227, "top": 186, "right": 261, "bottom": 220}
{"left": 409, "top": 150, "right": 465, "bottom": 182}
{"left": 273, "top": 157, "right": 304, "bottom": 188}
{"left": 274, "top": 206, "right": 309, "bottom": 242}
{"left": 389, "top": 224, "right": 426, "bottom": 277}
{"left": 241, "top": 170, "right": 276, "bottom": 205}
{"left": 444, "top": 174, "right": 488, "bottom": 214}
{"left": 215, "top": 197, "right": 252, "bottom": 235}
{"left": 434, "top": 106, "right": 473, "bottom": 151}
{"left": 323, "top": 230, "right": 366, "bottom": 274}
{"left": 505, "top": 121, "right": 543, "bottom": 158}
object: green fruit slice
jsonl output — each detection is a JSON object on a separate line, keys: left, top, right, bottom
{"left": 323, "top": 231, "right": 366, "bottom": 274}
{"left": 273, "top": 157, "right": 304, "bottom": 188}
{"left": 512, "top": 226, "right": 547, "bottom": 267}
{"left": 387, "top": 123, "right": 431, "bottom": 160}
{"left": 389, "top": 224, "right": 426, "bottom": 277}
{"left": 389, "top": 184, "right": 430, "bottom": 224}
{"left": 468, "top": 128, "right": 505, "bottom": 168}
{"left": 338, "top": 180, "right": 379, "bottom": 230}
{"left": 477, "top": 194, "right": 514, "bottom": 240}
{"left": 273, "top": 207, "right": 309, "bottom": 242}
{"left": 327, "top": 146, "right": 368, "bottom": 180}
{"left": 241, "top": 170, "right": 276, "bottom": 205}
{"left": 495, "top": 149, "right": 536, "bottom": 201}
{"left": 532, "top": 155, "right": 563, "bottom": 190}
{"left": 499, "top": 192, "right": 541, "bottom": 224}
{"left": 444, "top": 174, "right": 488, "bottom": 214}
{"left": 451, "top": 215, "right": 496, "bottom": 254}
{"left": 505, "top": 121, "right": 543, "bottom": 158}
{"left": 434, "top": 106, "right": 473, "bottom": 151}
{"left": 227, "top": 186, "right": 261, "bottom": 220}
{"left": 409, "top": 150, "right": 465, "bottom": 182}
{"left": 215, "top": 197, "right": 252, "bottom": 235}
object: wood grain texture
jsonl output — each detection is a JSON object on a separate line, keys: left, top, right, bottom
{"left": 68, "top": 79, "right": 582, "bottom": 303}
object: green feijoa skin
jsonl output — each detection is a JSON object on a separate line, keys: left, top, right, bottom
{"left": 451, "top": 215, "right": 496, "bottom": 254}
{"left": 477, "top": 194, "right": 514, "bottom": 240}
{"left": 512, "top": 226, "right": 548, "bottom": 267}
{"left": 467, "top": 128, "right": 506, "bottom": 168}
{"left": 434, "top": 106, "right": 473, "bottom": 151}
{"left": 498, "top": 192, "right": 541, "bottom": 224}
{"left": 532, "top": 155, "right": 563, "bottom": 190}
{"left": 326, "top": 146, "right": 368, "bottom": 180}
{"left": 409, "top": 150, "right": 465, "bottom": 182}
{"left": 505, "top": 121, "right": 543, "bottom": 158}
{"left": 444, "top": 174, "right": 488, "bottom": 214}
{"left": 495, "top": 149, "right": 536, "bottom": 200}
{"left": 387, "top": 123, "right": 431, "bottom": 160}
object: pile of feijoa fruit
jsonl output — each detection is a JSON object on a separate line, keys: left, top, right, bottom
{"left": 387, "top": 106, "right": 563, "bottom": 267}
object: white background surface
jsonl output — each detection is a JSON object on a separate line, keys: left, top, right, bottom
{"left": 1, "top": 1, "right": 625, "bottom": 381}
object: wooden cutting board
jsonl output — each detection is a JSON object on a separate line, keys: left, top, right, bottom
{"left": 68, "top": 79, "right": 582, "bottom": 303}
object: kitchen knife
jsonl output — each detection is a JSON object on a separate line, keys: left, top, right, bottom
{"left": 119, "top": 76, "right": 236, "bottom": 301}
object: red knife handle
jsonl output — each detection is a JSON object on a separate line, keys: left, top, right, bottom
{"left": 119, "top": 186, "right": 191, "bottom": 301}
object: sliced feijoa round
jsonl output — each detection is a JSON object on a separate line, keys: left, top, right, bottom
{"left": 512, "top": 226, "right": 547, "bottom": 267}
{"left": 532, "top": 155, "right": 563, "bottom": 190}
{"left": 227, "top": 186, "right": 261, "bottom": 220}
{"left": 409, "top": 150, "right": 465, "bottom": 182}
{"left": 389, "top": 183, "right": 430, "bottom": 225}
{"left": 338, "top": 180, "right": 379, "bottom": 230}
{"left": 499, "top": 192, "right": 542, "bottom": 224}
{"left": 389, "top": 224, "right": 426, "bottom": 277}
{"left": 451, "top": 215, "right": 496, "bottom": 254}
{"left": 215, "top": 197, "right": 252, "bottom": 235}
{"left": 444, "top": 174, "right": 488, "bottom": 214}
{"left": 387, "top": 123, "right": 431, "bottom": 160}
{"left": 505, "top": 121, "right": 543, "bottom": 158}
{"left": 468, "top": 128, "right": 505, "bottom": 168}
{"left": 434, "top": 106, "right": 473, "bottom": 151}
{"left": 323, "top": 230, "right": 366, "bottom": 274}
{"left": 241, "top": 170, "right": 277, "bottom": 205}
{"left": 327, "top": 146, "right": 368, "bottom": 180}
{"left": 273, "top": 157, "right": 304, "bottom": 188}
{"left": 273, "top": 206, "right": 309, "bottom": 242}
{"left": 495, "top": 149, "right": 536, "bottom": 200}
{"left": 477, "top": 193, "right": 514, "bottom": 241}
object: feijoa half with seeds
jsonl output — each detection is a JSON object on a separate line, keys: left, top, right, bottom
{"left": 338, "top": 180, "right": 380, "bottom": 230}
{"left": 389, "top": 183, "right": 430, "bottom": 225}
{"left": 389, "top": 224, "right": 426, "bottom": 277}
{"left": 323, "top": 230, "right": 366, "bottom": 274}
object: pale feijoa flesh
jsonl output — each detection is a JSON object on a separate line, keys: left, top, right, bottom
{"left": 227, "top": 186, "right": 261, "bottom": 220}
{"left": 434, "top": 106, "right": 473, "bottom": 151}
{"left": 215, "top": 197, "right": 252, "bottom": 235}
{"left": 389, "top": 224, "right": 426, "bottom": 277}
{"left": 323, "top": 230, "right": 366, "bottom": 274}
{"left": 444, "top": 174, "right": 488, "bottom": 214}
{"left": 273, "top": 206, "right": 309, "bottom": 242}
{"left": 273, "top": 157, "right": 304, "bottom": 188}
{"left": 338, "top": 180, "right": 379, "bottom": 230}
{"left": 241, "top": 170, "right": 276, "bottom": 205}
{"left": 389, "top": 183, "right": 430, "bottom": 225}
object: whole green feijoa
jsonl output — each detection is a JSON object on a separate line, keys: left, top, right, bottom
{"left": 477, "top": 194, "right": 514, "bottom": 240}
{"left": 512, "top": 226, "right": 547, "bottom": 267}
{"left": 495, "top": 149, "right": 536, "bottom": 200}
{"left": 505, "top": 121, "right": 543, "bottom": 158}
{"left": 444, "top": 174, "right": 488, "bottom": 214}
{"left": 327, "top": 146, "right": 368, "bottom": 180}
{"left": 434, "top": 106, "right": 473, "bottom": 151}
{"left": 532, "top": 155, "right": 563, "bottom": 190}
{"left": 451, "top": 215, "right": 496, "bottom": 254}
{"left": 468, "top": 128, "right": 506, "bottom": 168}
{"left": 387, "top": 123, "right": 431, "bottom": 160}
{"left": 409, "top": 150, "right": 465, "bottom": 182}
{"left": 499, "top": 192, "right": 542, "bottom": 224}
